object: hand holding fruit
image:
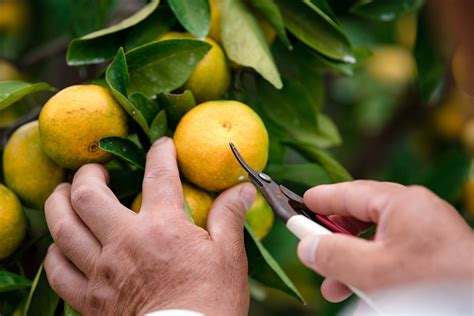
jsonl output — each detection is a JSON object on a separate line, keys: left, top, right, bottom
{"left": 44, "top": 138, "right": 256, "bottom": 315}
{"left": 297, "top": 180, "right": 474, "bottom": 302}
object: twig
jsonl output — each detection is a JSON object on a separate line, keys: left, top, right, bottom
{"left": 17, "top": 37, "right": 69, "bottom": 69}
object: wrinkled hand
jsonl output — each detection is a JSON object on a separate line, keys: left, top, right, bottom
{"left": 44, "top": 137, "right": 256, "bottom": 315}
{"left": 298, "top": 181, "right": 474, "bottom": 302}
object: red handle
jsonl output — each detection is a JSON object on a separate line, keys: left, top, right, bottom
{"left": 315, "top": 214, "right": 353, "bottom": 235}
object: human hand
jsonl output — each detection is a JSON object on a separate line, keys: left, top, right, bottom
{"left": 297, "top": 180, "right": 474, "bottom": 302}
{"left": 44, "top": 137, "right": 256, "bottom": 315}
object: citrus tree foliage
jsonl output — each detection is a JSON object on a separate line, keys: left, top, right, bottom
{"left": 0, "top": 0, "right": 433, "bottom": 315}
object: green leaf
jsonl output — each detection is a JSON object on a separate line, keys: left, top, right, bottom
{"left": 0, "top": 272, "right": 31, "bottom": 293}
{"left": 183, "top": 198, "right": 195, "bottom": 224}
{"left": 351, "top": 0, "right": 424, "bottom": 22}
{"left": 67, "top": 0, "right": 160, "bottom": 65}
{"left": 245, "top": 224, "right": 304, "bottom": 303}
{"left": 126, "top": 39, "right": 212, "bottom": 97}
{"left": 128, "top": 92, "right": 160, "bottom": 127}
{"left": 69, "top": 0, "right": 115, "bottom": 37}
{"left": 168, "top": 0, "right": 210, "bottom": 39}
{"left": 308, "top": 0, "right": 339, "bottom": 23}
{"left": 99, "top": 137, "right": 146, "bottom": 169}
{"left": 23, "top": 263, "right": 59, "bottom": 316}
{"left": 244, "top": 76, "right": 328, "bottom": 147}
{"left": 265, "top": 164, "right": 331, "bottom": 188}
{"left": 125, "top": 5, "right": 177, "bottom": 50}
{"left": 249, "top": 0, "right": 291, "bottom": 48}
{"left": 157, "top": 90, "right": 196, "bottom": 126}
{"left": 273, "top": 40, "right": 354, "bottom": 79}
{"left": 108, "top": 168, "right": 143, "bottom": 200}
{"left": 0, "top": 81, "right": 53, "bottom": 111}
{"left": 414, "top": 12, "right": 444, "bottom": 103}
{"left": 275, "top": 0, "right": 354, "bottom": 63}
{"left": 313, "top": 114, "right": 342, "bottom": 148}
{"left": 222, "top": 0, "right": 282, "bottom": 89}
{"left": 64, "top": 303, "right": 80, "bottom": 316}
{"left": 149, "top": 110, "right": 168, "bottom": 143}
{"left": 105, "top": 48, "right": 152, "bottom": 133}
{"left": 288, "top": 142, "right": 352, "bottom": 182}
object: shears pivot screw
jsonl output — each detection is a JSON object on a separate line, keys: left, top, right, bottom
{"left": 258, "top": 173, "right": 272, "bottom": 183}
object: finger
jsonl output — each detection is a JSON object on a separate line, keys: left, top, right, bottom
{"left": 141, "top": 137, "right": 186, "bottom": 220}
{"left": 320, "top": 278, "right": 353, "bottom": 302}
{"left": 298, "top": 233, "right": 380, "bottom": 288}
{"left": 71, "top": 164, "right": 133, "bottom": 242}
{"left": 207, "top": 183, "right": 256, "bottom": 243}
{"left": 328, "top": 215, "right": 373, "bottom": 236}
{"left": 303, "top": 180, "right": 405, "bottom": 223}
{"left": 45, "top": 244, "right": 88, "bottom": 312}
{"left": 45, "top": 183, "right": 101, "bottom": 275}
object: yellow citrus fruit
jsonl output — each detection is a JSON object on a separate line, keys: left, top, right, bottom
{"left": 0, "top": 59, "right": 20, "bottom": 81}
{"left": 131, "top": 183, "right": 214, "bottom": 228}
{"left": 174, "top": 100, "right": 269, "bottom": 192}
{"left": 159, "top": 32, "right": 230, "bottom": 102}
{"left": 434, "top": 89, "right": 473, "bottom": 139}
{"left": 452, "top": 47, "right": 474, "bottom": 96}
{"left": 464, "top": 180, "right": 474, "bottom": 217}
{"left": 0, "top": 0, "right": 28, "bottom": 32}
{"left": 259, "top": 18, "right": 277, "bottom": 45}
{"left": 366, "top": 45, "right": 415, "bottom": 85}
{"left": 0, "top": 184, "right": 26, "bottom": 260}
{"left": 3, "top": 121, "right": 64, "bottom": 209}
{"left": 462, "top": 119, "right": 474, "bottom": 156}
{"left": 39, "top": 85, "right": 128, "bottom": 169}
{"left": 394, "top": 14, "right": 417, "bottom": 50}
{"left": 0, "top": 106, "right": 25, "bottom": 128}
{"left": 246, "top": 192, "right": 274, "bottom": 240}
{"left": 208, "top": 0, "right": 222, "bottom": 43}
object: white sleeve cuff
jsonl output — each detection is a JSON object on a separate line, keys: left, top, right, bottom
{"left": 145, "top": 309, "right": 204, "bottom": 316}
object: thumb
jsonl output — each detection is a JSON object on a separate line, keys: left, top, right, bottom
{"left": 207, "top": 183, "right": 256, "bottom": 244}
{"left": 298, "top": 233, "right": 377, "bottom": 287}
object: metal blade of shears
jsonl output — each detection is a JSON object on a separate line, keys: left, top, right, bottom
{"left": 229, "top": 143, "right": 263, "bottom": 187}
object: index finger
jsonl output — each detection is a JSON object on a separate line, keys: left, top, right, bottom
{"left": 70, "top": 164, "right": 133, "bottom": 242}
{"left": 303, "top": 180, "right": 405, "bottom": 223}
{"left": 141, "top": 137, "right": 187, "bottom": 221}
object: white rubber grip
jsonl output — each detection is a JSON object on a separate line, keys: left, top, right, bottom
{"left": 286, "top": 215, "right": 384, "bottom": 315}
{"left": 286, "top": 214, "right": 332, "bottom": 239}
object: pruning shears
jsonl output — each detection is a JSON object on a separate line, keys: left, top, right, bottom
{"left": 230, "top": 143, "right": 385, "bottom": 314}
{"left": 229, "top": 142, "right": 352, "bottom": 238}
{"left": 229, "top": 143, "right": 382, "bottom": 315}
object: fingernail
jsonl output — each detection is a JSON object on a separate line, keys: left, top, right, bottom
{"left": 54, "top": 183, "right": 69, "bottom": 191}
{"left": 153, "top": 136, "right": 169, "bottom": 145}
{"left": 240, "top": 185, "right": 256, "bottom": 210}
{"left": 298, "top": 236, "right": 320, "bottom": 264}
{"left": 48, "top": 244, "right": 55, "bottom": 253}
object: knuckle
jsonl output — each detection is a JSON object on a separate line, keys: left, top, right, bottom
{"left": 86, "top": 288, "right": 108, "bottom": 313}
{"left": 46, "top": 263, "right": 65, "bottom": 294}
{"left": 97, "top": 259, "right": 116, "bottom": 283}
{"left": 224, "top": 199, "right": 246, "bottom": 222}
{"left": 51, "top": 221, "right": 74, "bottom": 247}
{"left": 406, "top": 185, "right": 433, "bottom": 198}
{"left": 144, "top": 163, "right": 175, "bottom": 182}
{"left": 71, "top": 185, "right": 95, "bottom": 208}
{"left": 368, "top": 193, "right": 391, "bottom": 215}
